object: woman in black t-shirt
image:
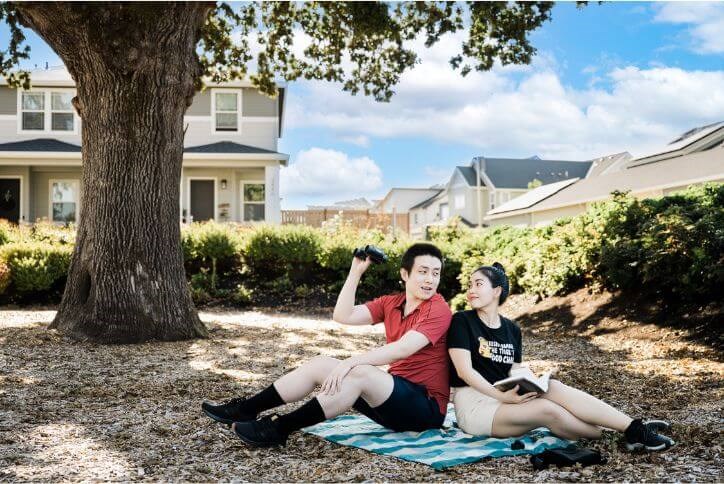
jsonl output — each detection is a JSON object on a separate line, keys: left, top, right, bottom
{"left": 447, "top": 263, "right": 675, "bottom": 451}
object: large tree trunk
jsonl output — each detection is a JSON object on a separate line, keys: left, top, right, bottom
{"left": 16, "top": 3, "right": 212, "bottom": 343}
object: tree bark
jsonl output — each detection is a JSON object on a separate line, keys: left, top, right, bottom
{"left": 16, "top": 3, "right": 212, "bottom": 343}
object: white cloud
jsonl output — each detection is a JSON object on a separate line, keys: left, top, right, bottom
{"left": 654, "top": 2, "right": 724, "bottom": 54}
{"left": 338, "top": 134, "right": 370, "bottom": 147}
{"left": 280, "top": 148, "right": 383, "bottom": 197}
{"left": 286, "top": 51, "right": 724, "bottom": 160}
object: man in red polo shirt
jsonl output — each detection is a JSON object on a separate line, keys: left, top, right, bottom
{"left": 202, "top": 243, "right": 453, "bottom": 446}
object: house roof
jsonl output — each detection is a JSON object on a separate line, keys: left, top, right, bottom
{"left": 487, "top": 178, "right": 580, "bottom": 216}
{"left": 0, "top": 138, "right": 81, "bottom": 152}
{"left": 585, "top": 152, "right": 632, "bottom": 178}
{"left": 455, "top": 157, "right": 591, "bottom": 189}
{"left": 456, "top": 166, "right": 481, "bottom": 187}
{"left": 483, "top": 157, "right": 592, "bottom": 188}
{"left": 0, "top": 138, "right": 289, "bottom": 164}
{"left": 486, "top": 146, "right": 724, "bottom": 220}
{"left": 184, "top": 141, "right": 280, "bottom": 154}
{"left": 630, "top": 121, "right": 724, "bottom": 166}
{"left": 374, "top": 187, "right": 443, "bottom": 211}
{"left": 409, "top": 190, "right": 444, "bottom": 210}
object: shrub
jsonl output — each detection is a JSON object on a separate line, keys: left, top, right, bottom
{"left": 0, "top": 260, "right": 10, "bottom": 294}
{"left": 0, "top": 242, "right": 73, "bottom": 293}
{"left": 182, "top": 221, "right": 243, "bottom": 289}
{"left": 242, "top": 224, "right": 323, "bottom": 285}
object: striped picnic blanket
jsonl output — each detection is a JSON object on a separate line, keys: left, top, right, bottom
{"left": 303, "top": 404, "right": 571, "bottom": 470}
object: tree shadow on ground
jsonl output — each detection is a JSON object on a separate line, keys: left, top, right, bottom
{"left": 2, "top": 312, "right": 722, "bottom": 482}
{"left": 513, "top": 288, "right": 723, "bottom": 357}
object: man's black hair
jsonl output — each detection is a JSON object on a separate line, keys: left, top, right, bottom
{"left": 400, "top": 243, "right": 444, "bottom": 273}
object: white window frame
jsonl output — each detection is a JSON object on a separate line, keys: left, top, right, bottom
{"left": 211, "top": 88, "right": 242, "bottom": 135}
{"left": 0, "top": 175, "right": 24, "bottom": 223}
{"left": 186, "top": 176, "right": 218, "bottom": 223}
{"left": 439, "top": 202, "right": 449, "bottom": 220}
{"left": 454, "top": 193, "right": 465, "bottom": 209}
{"left": 240, "top": 180, "right": 266, "bottom": 223}
{"left": 18, "top": 88, "right": 79, "bottom": 135}
{"left": 48, "top": 178, "right": 80, "bottom": 225}
{"left": 489, "top": 191, "right": 496, "bottom": 210}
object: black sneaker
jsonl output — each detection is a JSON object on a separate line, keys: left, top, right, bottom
{"left": 644, "top": 419, "right": 672, "bottom": 433}
{"left": 625, "top": 418, "right": 675, "bottom": 451}
{"left": 201, "top": 398, "right": 256, "bottom": 425}
{"left": 232, "top": 415, "right": 288, "bottom": 447}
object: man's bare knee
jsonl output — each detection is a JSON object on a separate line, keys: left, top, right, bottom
{"left": 348, "top": 364, "right": 377, "bottom": 381}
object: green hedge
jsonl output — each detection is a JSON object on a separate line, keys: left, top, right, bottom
{"left": 0, "top": 242, "right": 73, "bottom": 294}
{"left": 1, "top": 182, "right": 721, "bottom": 308}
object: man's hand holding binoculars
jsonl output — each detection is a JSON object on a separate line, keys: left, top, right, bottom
{"left": 349, "top": 245, "right": 387, "bottom": 279}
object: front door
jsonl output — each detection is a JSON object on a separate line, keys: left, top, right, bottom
{"left": 189, "top": 179, "right": 215, "bottom": 222}
{"left": 0, "top": 178, "right": 20, "bottom": 224}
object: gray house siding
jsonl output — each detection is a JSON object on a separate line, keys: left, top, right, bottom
{"left": 186, "top": 89, "right": 211, "bottom": 116}
{"left": 242, "top": 89, "right": 278, "bottom": 117}
{"left": 0, "top": 86, "right": 16, "bottom": 114}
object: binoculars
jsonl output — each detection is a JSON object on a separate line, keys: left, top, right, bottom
{"left": 353, "top": 245, "right": 388, "bottom": 264}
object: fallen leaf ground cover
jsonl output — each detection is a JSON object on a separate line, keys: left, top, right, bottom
{"left": 1, "top": 289, "right": 722, "bottom": 482}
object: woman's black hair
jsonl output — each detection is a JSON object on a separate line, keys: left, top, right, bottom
{"left": 472, "top": 262, "right": 509, "bottom": 305}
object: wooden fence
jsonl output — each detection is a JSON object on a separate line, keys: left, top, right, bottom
{"left": 282, "top": 209, "right": 409, "bottom": 234}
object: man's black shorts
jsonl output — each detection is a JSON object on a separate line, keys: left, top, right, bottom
{"left": 353, "top": 374, "right": 445, "bottom": 432}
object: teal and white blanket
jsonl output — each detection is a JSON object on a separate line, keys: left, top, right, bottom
{"left": 304, "top": 405, "right": 571, "bottom": 470}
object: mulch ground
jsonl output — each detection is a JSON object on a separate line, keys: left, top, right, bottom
{"left": 1, "top": 289, "right": 722, "bottom": 482}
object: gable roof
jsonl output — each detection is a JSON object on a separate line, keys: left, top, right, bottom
{"left": 585, "top": 152, "right": 632, "bottom": 178}
{"left": 482, "top": 157, "right": 592, "bottom": 189}
{"left": 454, "top": 157, "right": 591, "bottom": 189}
{"left": 0, "top": 138, "right": 81, "bottom": 152}
{"left": 456, "top": 166, "right": 482, "bottom": 187}
{"left": 409, "top": 190, "right": 444, "bottom": 210}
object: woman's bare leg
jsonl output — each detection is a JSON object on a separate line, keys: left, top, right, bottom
{"left": 492, "top": 398, "right": 603, "bottom": 440}
{"left": 543, "top": 380, "right": 632, "bottom": 432}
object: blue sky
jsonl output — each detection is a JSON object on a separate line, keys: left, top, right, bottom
{"left": 2, "top": 2, "right": 723, "bottom": 209}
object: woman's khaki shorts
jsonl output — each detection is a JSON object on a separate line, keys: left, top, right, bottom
{"left": 452, "top": 386, "right": 502, "bottom": 436}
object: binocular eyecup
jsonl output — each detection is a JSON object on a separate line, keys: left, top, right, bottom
{"left": 353, "top": 245, "right": 388, "bottom": 264}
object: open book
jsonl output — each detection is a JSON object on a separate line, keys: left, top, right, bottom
{"left": 493, "top": 367, "right": 553, "bottom": 395}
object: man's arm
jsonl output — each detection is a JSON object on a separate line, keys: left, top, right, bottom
{"left": 332, "top": 256, "right": 374, "bottom": 325}
{"left": 348, "top": 330, "right": 429, "bottom": 366}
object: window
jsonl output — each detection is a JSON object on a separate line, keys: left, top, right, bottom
{"left": 439, "top": 203, "right": 449, "bottom": 220}
{"left": 51, "top": 92, "right": 74, "bottom": 131}
{"left": 489, "top": 192, "right": 495, "bottom": 209}
{"left": 214, "top": 91, "right": 239, "bottom": 132}
{"left": 21, "top": 92, "right": 44, "bottom": 130}
{"left": 454, "top": 194, "right": 465, "bottom": 209}
{"left": 414, "top": 213, "right": 419, "bottom": 225}
{"left": 242, "top": 183, "right": 265, "bottom": 221}
{"left": 50, "top": 180, "right": 79, "bottom": 223}
{"left": 20, "top": 90, "right": 75, "bottom": 132}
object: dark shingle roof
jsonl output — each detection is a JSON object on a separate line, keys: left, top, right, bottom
{"left": 409, "top": 190, "right": 444, "bottom": 210}
{"left": 184, "top": 141, "right": 280, "bottom": 154}
{"left": 0, "top": 139, "right": 284, "bottom": 157}
{"left": 461, "top": 158, "right": 592, "bottom": 189}
{"left": 0, "top": 138, "right": 81, "bottom": 152}
{"left": 457, "top": 166, "right": 481, "bottom": 187}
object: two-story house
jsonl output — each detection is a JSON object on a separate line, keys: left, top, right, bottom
{"left": 407, "top": 156, "right": 592, "bottom": 238}
{"left": 0, "top": 66, "right": 288, "bottom": 225}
